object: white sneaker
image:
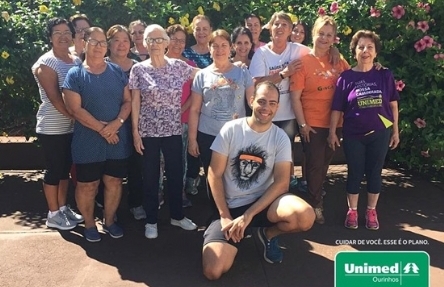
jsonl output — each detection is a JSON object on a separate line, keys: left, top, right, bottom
{"left": 170, "top": 217, "right": 197, "bottom": 231}
{"left": 145, "top": 223, "right": 158, "bottom": 239}
{"left": 63, "top": 205, "right": 84, "bottom": 223}
{"left": 46, "top": 211, "right": 76, "bottom": 230}
{"left": 130, "top": 206, "right": 146, "bottom": 220}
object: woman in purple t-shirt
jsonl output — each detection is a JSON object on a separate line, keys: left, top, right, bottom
{"left": 328, "top": 30, "right": 400, "bottom": 231}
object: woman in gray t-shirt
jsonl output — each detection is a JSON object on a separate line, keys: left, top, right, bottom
{"left": 188, "top": 29, "right": 254, "bottom": 176}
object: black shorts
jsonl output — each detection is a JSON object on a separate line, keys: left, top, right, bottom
{"left": 75, "top": 159, "right": 128, "bottom": 183}
{"left": 203, "top": 201, "right": 273, "bottom": 247}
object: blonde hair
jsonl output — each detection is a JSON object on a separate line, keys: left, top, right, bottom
{"left": 311, "top": 16, "right": 337, "bottom": 37}
{"left": 264, "top": 11, "right": 292, "bottom": 30}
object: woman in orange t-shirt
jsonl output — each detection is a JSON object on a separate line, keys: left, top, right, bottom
{"left": 289, "top": 16, "right": 350, "bottom": 225}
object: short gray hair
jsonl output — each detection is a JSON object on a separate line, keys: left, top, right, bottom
{"left": 143, "top": 24, "right": 170, "bottom": 47}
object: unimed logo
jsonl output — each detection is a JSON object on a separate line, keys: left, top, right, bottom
{"left": 335, "top": 251, "right": 429, "bottom": 287}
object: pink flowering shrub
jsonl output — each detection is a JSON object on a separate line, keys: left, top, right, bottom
{"left": 395, "top": 80, "right": 406, "bottom": 91}
{"left": 416, "top": 20, "right": 429, "bottom": 33}
{"left": 391, "top": 5, "right": 406, "bottom": 19}
{"left": 0, "top": 0, "right": 443, "bottom": 174}
{"left": 330, "top": 2, "right": 339, "bottom": 14}
{"left": 370, "top": 6, "right": 381, "bottom": 17}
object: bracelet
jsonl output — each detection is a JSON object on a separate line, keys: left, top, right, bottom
{"left": 279, "top": 72, "right": 285, "bottom": 80}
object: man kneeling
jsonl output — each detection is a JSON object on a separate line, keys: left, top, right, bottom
{"left": 202, "top": 81, "right": 315, "bottom": 280}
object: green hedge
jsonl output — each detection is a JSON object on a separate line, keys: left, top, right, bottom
{"left": 1, "top": 0, "right": 443, "bottom": 175}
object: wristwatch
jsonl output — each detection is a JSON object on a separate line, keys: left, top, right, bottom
{"left": 118, "top": 117, "right": 124, "bottom": 124}
{"left": 279, "top": 72, "right": 285, "bottom": 79}
{"left": 299, "top": 123, "right": 306, "bottom": 128}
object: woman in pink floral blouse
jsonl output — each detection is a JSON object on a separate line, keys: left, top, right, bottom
{"left": 129, "top": 24, "right": 199, "bottom": 239}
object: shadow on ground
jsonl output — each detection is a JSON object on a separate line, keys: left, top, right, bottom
{"left": 0, "top": 167, "right": 443, "bottom": 286}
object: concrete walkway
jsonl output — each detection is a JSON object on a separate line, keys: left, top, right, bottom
{"left": 0, "top": 166, "right": 443, "bottom": 287}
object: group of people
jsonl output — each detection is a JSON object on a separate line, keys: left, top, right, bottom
{"left": 33, "top": 10, "right": 399, "bottom": 280}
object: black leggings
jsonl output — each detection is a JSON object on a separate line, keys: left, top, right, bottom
{"left": 142, "top": 136, "right": 184, "bottom": 224}
{"left": 197, "top": 131, "right": 216, "bottom": 176}
{"left": 343, "top": 129, "right": 391, "bottom": 194}
{"left": 38, "top": 133, "right": 72, "bottom": 185}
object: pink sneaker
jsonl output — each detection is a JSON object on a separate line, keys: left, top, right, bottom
{"left": 365, "top": 209, "right": 379, "bottom": 230}
{"left": 344, "top": 209, "right": 358, "bottom": 229}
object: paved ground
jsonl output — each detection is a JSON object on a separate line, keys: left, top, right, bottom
{"left": 0, "top": 166, "right": 443, "bottom": 287}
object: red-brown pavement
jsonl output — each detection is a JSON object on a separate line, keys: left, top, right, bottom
{"left": 0, "top": 166, "right": 443, "bottom": 287}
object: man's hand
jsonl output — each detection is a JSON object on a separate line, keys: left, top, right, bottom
{"left": 220, "top": 216, "right": 234, "bottom": 241}
{"left": 221, "top": 213, "right": 253, "bottom": 243}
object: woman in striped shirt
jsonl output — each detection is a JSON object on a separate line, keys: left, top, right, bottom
{"left": 32, "top": 17, "right": 84, "bottom": 231}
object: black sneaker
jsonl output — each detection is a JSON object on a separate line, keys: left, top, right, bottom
{"left": 257, "top": 227, "right": 283, "bottom": 263}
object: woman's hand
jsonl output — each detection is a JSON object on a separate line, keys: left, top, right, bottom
{"left": 188, "top": 139, "right": 200, "bottom": 157}
{"left": 282, "top": 59, "right": 302, "bottom": 78}
{"left": 133, "top": 132, "right": 144, "bottom": 155}
{"left": 374, "top": 62, "right": 386, "bottom": 70}
{"left": 389, "top": 131, "right": 400, "bottom": 150}
{"left": 327, "top": 132, "right": 340, "bottom": 151}
{"left": 233, "top": 61, "right": 247, "bottom": 68}
{"left": 99, "top": 120, "right": 120, "bottom": 138}
{"left": 300, "top": 125, "right": 317, "bottom": 143}
{"left": 105, "top": 134, "right": 119, "bottom": 145}
{"left": 329, "top": 46, "right": 340, "bottom": 65}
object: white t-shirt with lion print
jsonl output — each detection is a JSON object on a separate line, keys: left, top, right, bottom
{"left": 210, "top": 118, "right": 291, "bottom": 208}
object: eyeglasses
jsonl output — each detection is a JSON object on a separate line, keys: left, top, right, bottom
{"left": 146, "top": 37, "right": 167, "bottom": 44}
{"left": 131, "top": 30, "right": 145, "bottom": 36}
{"left": 170, "top": 38, "right": 186, "bottom": 44}
{"left": 87, "top": 39, "right": 108, "bottom": 47}
{"left": 52, "top": 31, "right": 72, "bottom": 37}
{"left": 75, "top": 28, "right": 87, "bottom": 34}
